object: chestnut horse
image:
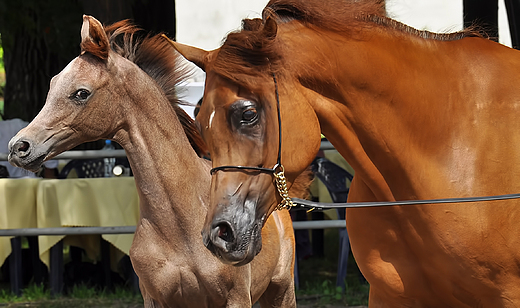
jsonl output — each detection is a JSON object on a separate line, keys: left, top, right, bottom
{"left": 8, "top": 16, "right": 299, "bottom": 307}
{"left": 171, "top": 0, "right": 520, "bottom": 306}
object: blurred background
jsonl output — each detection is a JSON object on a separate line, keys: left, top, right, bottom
{"left": 0, "top": 0, "right": 517, "bottom": 123}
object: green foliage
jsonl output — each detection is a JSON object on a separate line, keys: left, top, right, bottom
{"left": 69, "top": 283, "right": 97, "bottom": 299}
{"left": 0, "top": 34, "right": 4, "bottom": 99}
{"left": 0, "top": 288, "right": 18, "bottom": 303}
{"left": 297, "top": 280, "right": 347, "bottom": 304}
{"left": 0, "top": 283, "right": 49, "bottom": 304}
{"left": 0, "top": 283, "right": 143, "bottom": 307}
{"left": 296, "top": 227, "right": 370, "bottom": 306}
{"left": 296, "top": 278, "right": 369, "bottom": 306}
{"left": 20, "top": 283, "right": 50, "bottom": 302}
{"left": 0, "top": 38, "right": 3, "bottom": 71}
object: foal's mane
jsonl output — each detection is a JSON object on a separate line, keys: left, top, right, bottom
{"left": 101, "top": 21, "right": 207, "bottom": 156}
{"left": 214, "top": 0, "right": 484, "bottom": 89}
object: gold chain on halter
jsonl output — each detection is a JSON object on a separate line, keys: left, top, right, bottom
{"left": 274, "top": 165, "right": 294, "bottom": 210}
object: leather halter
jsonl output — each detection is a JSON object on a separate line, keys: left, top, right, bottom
{"left": 209, "top": 73, "right": 294, "bottom": 210}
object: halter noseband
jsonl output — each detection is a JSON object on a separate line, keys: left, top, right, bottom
{"left": 209, "top": 73, "right": 294, "bottom": 210}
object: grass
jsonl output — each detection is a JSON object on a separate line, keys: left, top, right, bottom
{"left": 0, "top": 283, "right": 143, "bottom": 307}
{"left": 296, "top": 227, "right": 370, "bottom": 306}
{"left": 0, "top": 226, "right": 368, "bottom": 307}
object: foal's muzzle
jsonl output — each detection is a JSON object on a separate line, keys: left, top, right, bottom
{"left": 8, "top": 138, "right": 46, "bottom": 172}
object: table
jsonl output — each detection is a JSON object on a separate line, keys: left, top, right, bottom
{"left": 0, "top": 178, "right": 41, "bottom": 266}
{"left": 36, "top": 177, "right": 139, "bottom": 269}
{"left": 0, "top": 177, "right": 139, "bottom": 269}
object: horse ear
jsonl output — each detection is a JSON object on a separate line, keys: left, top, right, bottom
{"left": 80, "top": 15, "right": 109, "bottom": 61}
{"left": 263, "top": 16, "right": 278, "bottom": 40}
{"left": 162, "top": 35, "right": 210, "bottom": 72}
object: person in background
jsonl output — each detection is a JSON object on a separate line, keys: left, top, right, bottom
{"left": 0, "top": 118, "right": 58, "bottom": 178}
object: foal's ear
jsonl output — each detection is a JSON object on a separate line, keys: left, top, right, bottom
{"left": 80, "top": 15, "right": 109, "bottom": 61}
{"left": 162, "top": 35, "right": 210, "bottom": 72}
{"left": 263, "top": 16, "right": 278, "bottom": 40}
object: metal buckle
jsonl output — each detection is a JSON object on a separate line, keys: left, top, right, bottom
{"left": 273, "top": 164, "right": 294, "bottom": 210}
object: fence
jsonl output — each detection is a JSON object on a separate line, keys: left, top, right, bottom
{"left": 0, "top": 140, "right": 346, "bottom": 294}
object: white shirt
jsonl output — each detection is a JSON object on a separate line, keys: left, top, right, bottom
{"left": 0, "top": 118, "right": 58, "bottom": 178}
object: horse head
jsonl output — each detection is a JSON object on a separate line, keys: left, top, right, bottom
{"left": 9, "top": 15, "right": 189, "bottom": 171}
{"left": 168, "top": 15, "right": 320, "bottom": 265}
{"left": 9, "top": 16, "right": 120, "bottom": 171}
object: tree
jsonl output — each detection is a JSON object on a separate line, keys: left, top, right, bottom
{"left": 0, "top": 0, "right": 83, "bottom": 121}
{"left": 0, "top": 0, "right": 175, "bottom": 121}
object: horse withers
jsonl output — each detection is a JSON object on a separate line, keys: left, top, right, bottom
{"left": 8, "top": 15, "right": 301, "bottom": 307}
{"left": 171, "top": 0, "right": 520, "bottom": 306}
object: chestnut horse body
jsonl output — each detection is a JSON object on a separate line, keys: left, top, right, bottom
{"left": 8, "top": 16, "right": 297, "bottom": 308}
{"left": 172, "top": 0, "right": 520, "bottom": 306}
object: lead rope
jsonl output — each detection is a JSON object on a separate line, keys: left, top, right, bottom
{"left": 271, "top": 73, "right": 294, "bottom": 211}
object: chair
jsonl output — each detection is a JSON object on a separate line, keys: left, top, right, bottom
{"left": 58, "top": 159, "right": 105, "bottom": 179}
{"left": 0, "top": 165, "right": 9, "bottom": 178}
{"left": 310, "top": 157, "right": 354, "bottom": 291}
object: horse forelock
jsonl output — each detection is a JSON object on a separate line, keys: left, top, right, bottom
{"left": 212, "top": 20, "right": 282, "bottom": 91}
{"left": 102, "top": 20, "right": 207, "bottom": 156}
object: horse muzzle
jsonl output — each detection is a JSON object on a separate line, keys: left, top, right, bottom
{"left": 202, "top": 198, "right": 264, "bottom": 266}
{"left": 8, "top": 137, "right": 47, "bottom": 172}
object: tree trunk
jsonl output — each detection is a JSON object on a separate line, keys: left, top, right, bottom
{"left": 0, "top": 0, "right": 175, "bottom": 123}
{"left": 3, "top": 31, "right": 66, "bottom": 120}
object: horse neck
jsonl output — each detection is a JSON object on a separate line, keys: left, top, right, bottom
{"left": 283, "top": 25, "right": 483, "bottom": 200}
{"left": 113, "top": 77, "right": 210, "bottom": 230}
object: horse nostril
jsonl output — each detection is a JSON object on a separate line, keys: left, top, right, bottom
{"left": 11, "top": 140, "right": 31, "bottom": 158}
{"left": 215, "top": 222, "right": 235, "bottom": 243}
{"left": 16, "top": 141, "right": 30, "bottom": 153}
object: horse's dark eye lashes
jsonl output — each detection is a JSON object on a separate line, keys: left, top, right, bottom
{"left": 70, "top": 89, "right": 91, "bottom": 101}
{"left": 242, "top": 108, "right": 258, "bottom": 122}
{"left": 239, "top": 107, "right": 259, "bottom": 126}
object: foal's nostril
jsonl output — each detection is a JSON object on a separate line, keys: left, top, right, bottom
{"left": 12, "top": 140, "right": 31, "bottom": 158}
{"left": 17, "top": 141, "right": 30, "bottom": 153}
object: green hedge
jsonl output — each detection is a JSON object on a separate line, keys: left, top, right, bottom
{"left": 0, "top": 36, "right": 3, "bottom": 71}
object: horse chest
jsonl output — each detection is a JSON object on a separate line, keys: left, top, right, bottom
{"left": 349, "top": 204, "right": 518, "bottom": 305}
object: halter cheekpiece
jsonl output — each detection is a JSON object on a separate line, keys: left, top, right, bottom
{"left": 209, "top": 73, "right": 294, "bottom": 211}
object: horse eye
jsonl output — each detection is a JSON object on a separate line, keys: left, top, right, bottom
{"left": 70, "top": 89, "right": 91, "bottom": 102}
{"left": 242, "top": 107, "right": 258, "bottom": 123}
{"left": 229, "top": 99, "right": 260, "bottom": 130}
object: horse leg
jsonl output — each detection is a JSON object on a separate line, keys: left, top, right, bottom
{"left": 225, "top": 291, "right": 252, "bottom": 308}
{"left": 257, "top": 280, "right": 297, "bottom": 308}
{"left": 143, "top": 297, "right": 161, "bottom": 308}
{"left": 139, "top": 281, "right": 163, "bottom": 308}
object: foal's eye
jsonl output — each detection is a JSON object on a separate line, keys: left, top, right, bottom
{"left": 242, "top": 107, "right": 258, "bottom": 123}
{"left": 70, "top": 89, "right": 91, "bottom": 102}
